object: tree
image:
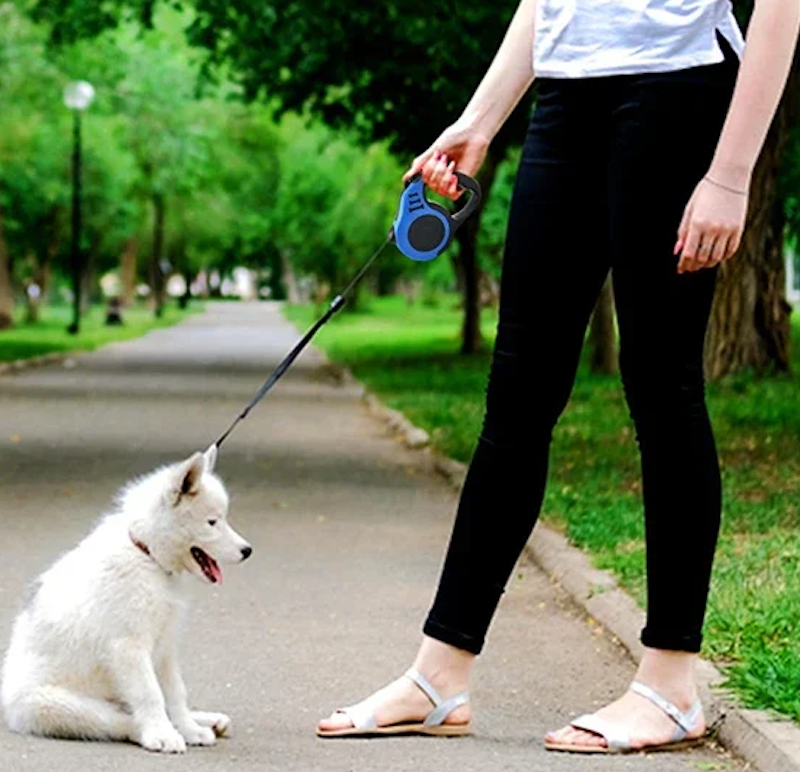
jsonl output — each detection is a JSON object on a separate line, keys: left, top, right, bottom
{"left": 704, "top": 2, "right": 800, "bottom": 378}
{"left": 589, "top": 277, "right": 618, "bottom": 375}
{"left": 0, "top": 204, "right": 13, "bottom": 328}
{"left": 0, "top": 2, "right": 69, "bottom": 326}
{"left": 32, "top": 0, "right": 532, "bottom": 352}
{"left": 187, "top": 0, "right": 534, "bottom": 351}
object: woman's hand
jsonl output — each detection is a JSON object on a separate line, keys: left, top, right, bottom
{"left": 403, "top": 120, "right": 491, "bottom": 200}
{"left": 675, "top": 176, "right": 749, "bottom": 274}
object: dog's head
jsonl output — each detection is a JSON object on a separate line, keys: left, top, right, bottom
{"left": 159, "top": 446, "right": 252, "bottom": 584}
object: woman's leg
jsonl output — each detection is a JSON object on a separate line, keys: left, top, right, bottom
{"left": 320, "top": 80, "right": 612, "bottom": 732}
{"left": 548, "top": 50, "right": 738, "bottom": 751}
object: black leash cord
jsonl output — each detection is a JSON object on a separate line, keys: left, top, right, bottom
{"left": 214, "top": 233, "right": 393, "bottom": 449}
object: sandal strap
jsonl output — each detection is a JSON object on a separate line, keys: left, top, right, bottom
{"left": 630, "top": 681, "right": 703, "bottom": 738}
{"left": 337, "top": 701, "right": 377, "bottom": 730}
{"left": 405, "top": 668, "right": 470, "bottom": 728}
{"left": 424, "top": 691, "right": 470, "bottom": 727}
{"left": 404, "top": 668, "right": 441, "bottom": 707}
{"left": 570, "top": 713, "right": 631, "bottom": 750}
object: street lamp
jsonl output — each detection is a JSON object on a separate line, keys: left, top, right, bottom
{"left": 63, "top": 80, "right": 95, "bottom": 335}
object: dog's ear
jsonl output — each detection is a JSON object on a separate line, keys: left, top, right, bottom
{"left": 176, "top": 452, "right": 205, "bottom": 501}
{"left": 203, "top": 444, "right": 218, "bottom": 474}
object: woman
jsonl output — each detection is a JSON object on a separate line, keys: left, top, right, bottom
{"left": 319, "top": 0, "right": 799, "bottom": 754}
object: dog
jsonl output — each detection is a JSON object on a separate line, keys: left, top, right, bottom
{"left": 1, "top": 446, "right": 252, "bottom": 753}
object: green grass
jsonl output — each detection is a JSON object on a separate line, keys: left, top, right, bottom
{"left": 0, "top": 303, "right": 198, "bottom": 363}
{"left": 286, "top": 294, "right": 800, "bottom": 723}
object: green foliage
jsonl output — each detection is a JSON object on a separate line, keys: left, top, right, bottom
{"left": 477, "top": 147, "right": 520, "bottom": 278}
{"left": 0, "top": 2, "right": 415, "bottom": 310}
{"left": 269, "top": 117, "right": 403, "bottom": 289}
{"left": 286, "top": 295, "right": 800, "bottom": 723}
{"left": 0, "top": 5, "right": 69, "bottom": 280}
{"left": 2, "top": 301, "right": 195, "bottom": 361}
{"left": 185, "top": 1, "right": 532, "bottom": 155}
{"left": 36, "top": 0, "right": 531, "bottom": 157}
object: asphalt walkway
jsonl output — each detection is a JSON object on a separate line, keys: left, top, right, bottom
{"left": 0, "top": 303, "right": 743, "bottom": 771}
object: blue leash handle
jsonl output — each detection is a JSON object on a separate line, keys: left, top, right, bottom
{"left": 392, "top": 172, "right": 482, "bottom": 262}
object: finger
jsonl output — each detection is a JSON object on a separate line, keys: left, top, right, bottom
{"left": 708, "top": 232, "right": 729, "bottom": 267}
{"left": 447, "top": 169, "right": 462, "bottom": 201}
{"left": 435, "top": 155, "right": 454, "bottom": 196}
{"left": 404, "top": 148, "right": 436, "bottom": 182}
{"left": 678, "top": 223, "right": 702, "bottom": 274}
{"left": 428, "top": 153, "right": 450, "bottom": 193}
{"left": 420, "top": 151, "right": 443, "bottom": 187}
{"left": 725, "top": 231, "right": 742, "bottom": 261}
{"left": 439, "top": 160, "right": 457, "bottom": 198}
{"left": 695, "top": 234, "right": 716, "bottom": 268}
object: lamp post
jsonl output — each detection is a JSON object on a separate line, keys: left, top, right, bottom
{"left": 63, "top": 81, "right": 95, "bottom": 335}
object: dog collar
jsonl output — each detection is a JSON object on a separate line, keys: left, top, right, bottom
{"left": 131, "top": 536, "right": 151, "bottom": 557}
{"left": 129, "top": 532, "right": 173, "bottom": 576}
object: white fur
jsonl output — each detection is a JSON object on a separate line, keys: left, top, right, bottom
{"left": 1, "top": 447, "right": 251, "bottom": 753}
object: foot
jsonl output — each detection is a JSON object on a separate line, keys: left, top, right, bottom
{"left": 138, "top": 721, "right": 187, "bottom": 753}
{"left": 318, "top": 673, "right": 471, "bottom": 733}
{"left": 191, "top": 710, "right": 231, "bottom": 737}
{"left": 544, "top": 686, "right": 706, "bottom": 751}
{"left": 175, "top": 718, "right": 216, "bottom": 746}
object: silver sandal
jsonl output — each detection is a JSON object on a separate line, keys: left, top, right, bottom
{"left": 545, "top": 680, "right": 707, "bottom": 754}
{"left": 317, "top": 668, "right": 470, "bottom": 738}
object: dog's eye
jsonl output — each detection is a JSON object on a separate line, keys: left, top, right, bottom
{"left": 207, "top": 519, "right": 217, "bottom": 527}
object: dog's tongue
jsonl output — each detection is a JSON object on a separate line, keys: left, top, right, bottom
{"left": 209, "top": 558, "right": 223, "bottom": 584}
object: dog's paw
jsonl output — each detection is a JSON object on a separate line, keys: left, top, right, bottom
{"left": 139, "top": 723, "right": 187, "bottom": 754}
{"left": 178, "top": 721, "right": 216, "bottom": 746}
{"left": 191, "top": 711, "right": 231, "bottom": 737}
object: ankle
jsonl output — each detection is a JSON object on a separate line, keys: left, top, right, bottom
{"left": 411, "top": 636, "right": 475, "bottom": 692}
{"left": 635, "top": 649, "right": 700, "bottom": 709}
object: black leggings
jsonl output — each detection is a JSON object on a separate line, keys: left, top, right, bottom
{"left": 424, "top": 44, "right": 739, "bottom": 656}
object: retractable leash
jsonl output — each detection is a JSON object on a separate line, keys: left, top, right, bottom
{"left": 213, "top": 171, "right": 482, "bottom": 449}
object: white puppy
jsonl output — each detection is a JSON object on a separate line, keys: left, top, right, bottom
{"left": 1, "top": 446, "right": 251, "bottom": 753}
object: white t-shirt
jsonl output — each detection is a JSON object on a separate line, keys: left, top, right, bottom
{"left": 533, "top": 0, "right": 745, "bottom": 78}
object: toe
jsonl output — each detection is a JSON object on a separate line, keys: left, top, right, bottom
{"left": 575, "top": 728, "right": 606, "bottom": 747}
{"left": 545, "top": 725, "right": 569, "bottom": 743}
{"left": 546, "top": 725, "right": 581, "bottom": 744}
{"left": 546, "top": 725, "right": 606, "bottom": 749}
{"left": 318, "top": 711, "right": 354, "bottom": 732}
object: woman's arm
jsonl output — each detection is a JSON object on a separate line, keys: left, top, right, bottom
{"left": 405, "top": 0, "right": 536, "bottom": 197}
{"left": 458, "top": 0, "right": 537, "bottom": 143}
{"left": 678, "top": 0, "right": 800, "bottom": 272}
{"left": 709, "top": 0, "right": 800, "bottom": 192}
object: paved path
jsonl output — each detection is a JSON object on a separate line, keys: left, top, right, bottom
{"left": 0, "top": 303, "right": 743, "bottom": 771}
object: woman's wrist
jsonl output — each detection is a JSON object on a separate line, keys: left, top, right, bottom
{"left": 706, "top": 158, "right": 753, "bottom": 192}
{"left": 458, "top": 108, "right": 500, "bottom": 145}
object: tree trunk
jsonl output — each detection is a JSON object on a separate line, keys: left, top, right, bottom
{"left": 281, "top": 252, "right": 301, "bottom": 303}
{"left": 455, "top": 153, "right": 498, "bottom": 355}
{"left": 120, "top": 237, "right": 139, "bottom": 305}
{"left": 151, "top": 194, "right": 166, "bottom": 318}
{"left": 0, "top": 203, "right": 14, "bottom": 329}
{"left": 704, "top": 48, "right": 798, "bottom": 379}
{"left": 375, "top": 274, "right": 392, "bottom": 296}
{"left": 179, "top": 270, "right": 192, "bottom": 310}
{"left": 589, "top": 274, "right": 618, "bottom": 374}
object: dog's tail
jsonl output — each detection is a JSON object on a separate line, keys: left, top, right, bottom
{"left": 5, "top": 686, "right": 132, "bottom": 741}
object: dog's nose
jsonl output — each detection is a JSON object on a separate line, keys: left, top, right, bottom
{"left": 241, "top": 545, "right": 253, "bottom": 561}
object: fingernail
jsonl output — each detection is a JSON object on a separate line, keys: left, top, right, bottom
{"left": 673, "top": 240, "right": 682, "bottom": 255}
